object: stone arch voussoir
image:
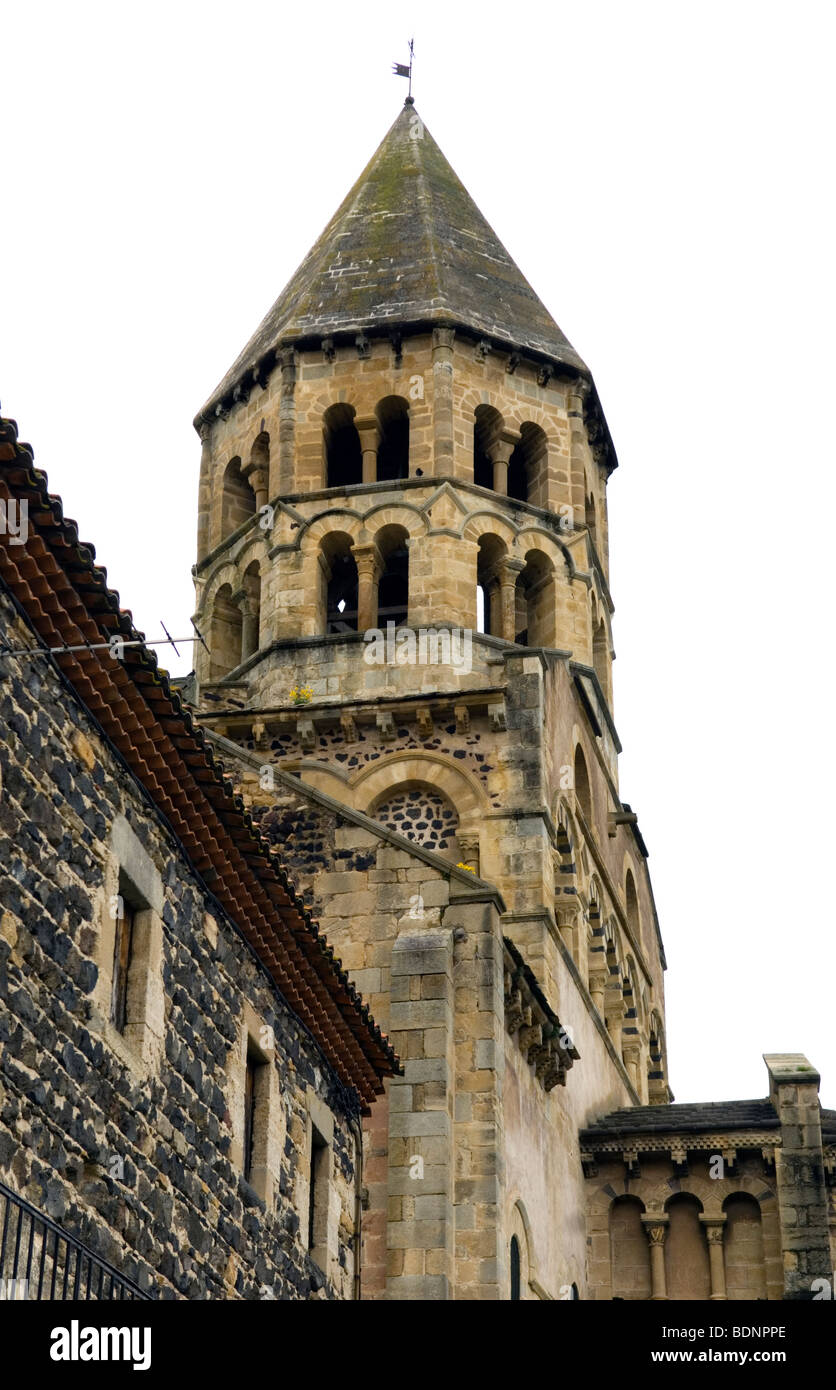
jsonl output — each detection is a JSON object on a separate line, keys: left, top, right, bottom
{"left": 351, "top": 753, "right": 488, "bottom": 822}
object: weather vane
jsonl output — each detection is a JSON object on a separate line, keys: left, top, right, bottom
{"left": 392, "top": 38, "right": 414, "bottom": 99}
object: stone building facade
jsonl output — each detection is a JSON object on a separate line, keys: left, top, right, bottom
{"left": 0, "top": 416, "right": 396, "bottom": 1299}
{"left": 1, "top": 100, "right": 833, "bottom": 1302}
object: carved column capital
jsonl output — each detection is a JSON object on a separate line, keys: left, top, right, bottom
{"left": 641, "top": 1217, "right": 669, "bottom": 1247}
{"left": 351, "top": 545, "right": 381, "bottom": 579}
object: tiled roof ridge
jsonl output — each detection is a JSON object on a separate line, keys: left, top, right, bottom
{"left": 0, "top": 415, "right": 398, "bottom": 1107}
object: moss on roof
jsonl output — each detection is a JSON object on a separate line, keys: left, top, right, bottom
{"left": 200, "top": 101, "right": 586, "bottom": 417}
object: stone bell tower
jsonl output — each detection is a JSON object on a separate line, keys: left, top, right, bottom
{"left": 190, "top": 96, "right": 669, "bottom": 1193}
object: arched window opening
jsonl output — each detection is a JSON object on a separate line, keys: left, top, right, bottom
{"left": 241, "top": 560, "right": 261, "bottom": 662}
{"left": 625, "top": 869, "right": 641, "bottom": 947}
{"left": 585, "top": 492, "right": 598, "bottom": 545}
{"left": 723, "top": 1195, "right": 767, "bottom": 1300}
{"left": 373, "top": 783, "right": 459, "bottom": 858}
{"left": 221, "top": 459, "right": 257, "bottom": 541}
{"left": 510, "top": 1236, "right": 521, "bottom": 1301}
{"left": 664, "top": 1195, "right": 710, "bottom": 1300}
{"left": 324, "top": 403, "right": 362, "bottom": 488}
{"left": 593, "top": 618, "right": 609, "bottom": 699}
{"left": 508, "top": 423, "right": 548, "bottom": 506}
{"left": 514, "top": 550, "right": 553, "bottom": 647}
{"left": 609, "top": 1197, "right": 650, "bottom": 1301}
{"left": 376, "top": 524, "right": 409, "bottom": 628}
{"left": 476, "top": 534, "right": 508, "bottom": 637}
{"left": 376, "top": 396, "right": 410, "bottom": 481}
{"left": 247, "top": 432, "right": 270, "bottom": 509}
{"left": 574, "top": 745, "right": 592, "bottom": 826}
{"left": 320, "top": 533, "right": 359, "bottom": 635}
{"left": 473, "top": 405, "right": 503, "bottom": 490}
{"left": 208, "top": 584, "right": 243, "bottom": 681}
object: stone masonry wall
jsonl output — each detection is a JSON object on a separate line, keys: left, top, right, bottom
{"left": 0, "top": 589, "right": 360, "bottom": 1300}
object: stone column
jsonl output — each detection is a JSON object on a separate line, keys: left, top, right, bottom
{"left": 240, "top": 602, "right": 259, "bottom": 662}
{"left": 555, "top": 903, "right": 580, "bottom": 965}
{"left": 355, "top": 417, "right": 380, "bottom": 485}
{"left": 431, "top": 327, "right": 455, "bottom": 475}
{"left": 352, "top": 544, "right": 380, "bottom": 632}
{"left": 457, "top": 833, "right": 480, "bottom": 876}
{"left": 605, "top": 992, "right": 626, "bottom": 1058}
{"left": 588, "top": 967, "right": 607, "bottom": 1018}
{"left": 764, "top": 1053, "right": 832, "bottom": 1298}
{"left": 243, "top": 463, "right": 269, "bottom": 511}
{"left": 701, "top": 1217, "right": 728, "bottom": 1300}
{"left": 642, "top": 1217, "right": 669, "bottom": 1300}
{"left": 278, "top": 347, "right": 297, "bottom": 494}
{"left": 567, "top": 380, "right": 590, "bottom": 534}
{"left": 497, "top": 559, "right": 523, "bottom": 643}
{"left": 622, "top": 1041, "right": 642, "bottom": 1093}
{"left": 196, "top": 421, "right": 213, "bottom": 563}
{"left": 490, "top": 435, "right": 516, "bottom": 496}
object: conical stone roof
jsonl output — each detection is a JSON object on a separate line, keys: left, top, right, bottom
{"left": 201, "top": 101, "right": 587, "bottom": 417}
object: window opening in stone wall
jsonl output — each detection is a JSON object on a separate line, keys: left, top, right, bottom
{"left": 376, "top": 525, "right": 409, "bottom": 627}
{"left": 473, "top": 404, "right": 502, "bottom": 490}
{"left": 514, "top": 551, "right": 552, "bottom": 647}
{"left": 508, "top": 423, "right": 547, "bottom": 505}
{"left": 110, "top": 893, "right": 135, "bottom": 1034}
{"left": 585, "top": 491, "right": 598, "bottom": 547}
{"left": 324, "top": 404, "right": 362, "bottom": 488}
{"left": 321, "top": 533, "right": 360, "bottom": 634}
{"left": 308, "top": 1125, "right": 329, "bottom": 1261}
{"left": 220, "top": 458, "right": 257, "bottom": 540}
{"left": 376, "top": 396, "right": 410, "bottom": 481}
{"left": 573, "top": 744, "right": 592, "bottom": 824}
{"left": 243, "top": 1048, "right": 259, "bottom": 1185}
{"left": 593, "top": 617, "right": 609, "bottom": 702}
{"left": 208, "top": 583, "right": 243, "bottom": 681}
{"left": 477, "top": 534, "right": 507, "bottom": 637}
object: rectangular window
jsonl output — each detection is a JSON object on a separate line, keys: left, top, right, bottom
{"left": 243, "top": 1049, "right": 259, "bottom": 1184}
{"left": 308, "top": 1124, "right": 329, "bottom": 1258}
{"left": 110, "top": 899, "right": 135, "bottom": 1034}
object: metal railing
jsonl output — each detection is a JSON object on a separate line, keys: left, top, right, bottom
{"left": 0, "top": 1178, "right": 152, "bottom": 1300}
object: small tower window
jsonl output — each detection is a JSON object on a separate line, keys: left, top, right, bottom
{"left": 474, "top": 405, "right": 502, "bottom": 490}
{"left": 220, "top": 458, "right": 257, "bottom": 540}
{"left": 574, "top": 744, "right": 592, "bottom": 824}
{"left": 324, "top": 404, "right": 362, "bottom": 488}
{"left": 376, "top": 396, "right": 410, "bottom": 481}
{"left": 320, "top": 533, "right": 359, "bottom": 634}
{"left": 508, "top": 423, "right": 548, "bottom": 506}
{"left": 376, "top": 525, "right": 409, "bottom": 627}
{"left": 593, "top": 617, "right": 609, "bottom": 703}
{"left": 208, "top": 583, "right": 243, "bottom": 681}
{"left": 514, "top": 550, "right": 554, "bottom": 647}
{"left": 476, "top": 533, "right": 508, "bottom": 637}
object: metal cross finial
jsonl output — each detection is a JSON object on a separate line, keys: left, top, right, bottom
{"left": 392, "top": 38, "right": 415, "bottom": 99}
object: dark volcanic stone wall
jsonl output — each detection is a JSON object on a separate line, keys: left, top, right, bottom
{"left": 0, "top": 589, "right": 359, "bottom": 1300}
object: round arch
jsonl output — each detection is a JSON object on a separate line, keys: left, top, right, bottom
{"left": 351, "top": 753, "right": 488, "bottom": 822}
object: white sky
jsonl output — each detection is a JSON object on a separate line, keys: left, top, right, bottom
{"left": 3, "top": 1, "right": 834, "bottom": 1107}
